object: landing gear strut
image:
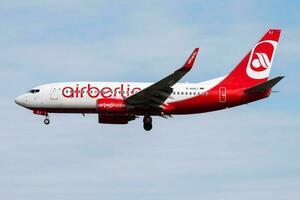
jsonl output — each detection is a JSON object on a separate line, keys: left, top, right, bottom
{"left": 143, "top": 115, "right": 152, "bottom": 131}
{"left": 44, "top": 115, "right": 50, "bottom": 125}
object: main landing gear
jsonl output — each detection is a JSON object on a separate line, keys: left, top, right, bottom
{"left": 143, "top": 115, "right": 152, "bottom": 131}
{"left": 44, "top": 115, "right": 50, "bottom": 125}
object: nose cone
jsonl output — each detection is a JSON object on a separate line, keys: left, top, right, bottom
{"left": 15, "top": 95, "right": 26, "bottom": 107}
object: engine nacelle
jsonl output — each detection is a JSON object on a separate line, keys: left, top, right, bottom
{"left": 98, "top": 114, "right": 136, "bottom": 124}
{"left": 97, "top": 98, "right": 127, "bottom": 114}
{"left": 97, "top": 98, "right": 136, "bottom": 124}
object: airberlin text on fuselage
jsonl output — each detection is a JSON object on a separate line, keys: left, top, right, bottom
{"left": 62, "top": 83, "right": 141, "bottom": 98}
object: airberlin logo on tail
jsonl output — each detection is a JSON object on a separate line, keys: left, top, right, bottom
{"left": 246, "top": 40, "right": 277, "bottom": 79}
{"left": 252, "top": 52, "right": 272, "bottom": 69}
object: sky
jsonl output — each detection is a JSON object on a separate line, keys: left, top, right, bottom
{"left": 0, "top": 0, "right": 300, "bottom": 199}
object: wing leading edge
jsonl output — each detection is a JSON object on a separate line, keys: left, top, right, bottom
{"left": 126, "top": 48, "right": 199, "bottom": 111}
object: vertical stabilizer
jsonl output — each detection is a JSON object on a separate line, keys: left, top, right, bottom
{"left": 219, "top": 29, "right": 281, "bottom": 89}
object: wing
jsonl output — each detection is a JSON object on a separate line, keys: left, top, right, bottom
{"left": 126, "top": 48, "right": 199, "bottom": 111}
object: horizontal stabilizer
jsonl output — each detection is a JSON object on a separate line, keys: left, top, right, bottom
{"left": 244, "top": 76, "right": 284, "bottom": 94}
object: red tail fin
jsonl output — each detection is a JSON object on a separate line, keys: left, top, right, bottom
{"left": 220, "top": 29, "right": 281, "bottom": 89}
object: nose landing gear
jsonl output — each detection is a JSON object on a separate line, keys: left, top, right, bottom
{"left": 33, "top": 110, "right": 50, "bottom": 125}
{"left": 143, "top": 115, "right": 152, "bottom": 131}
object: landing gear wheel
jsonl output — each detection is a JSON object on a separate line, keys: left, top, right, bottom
{"left": 143, "top": 115, "right": 153, "bottom": 131}
{"left": 44, "top": 118, "right": 50, "bottom": 125}
{"left": 143, "top": 123, "right": 152, "bottom": 131}
{"left": 143, "top": 116, "right": 152, "bottom": 124}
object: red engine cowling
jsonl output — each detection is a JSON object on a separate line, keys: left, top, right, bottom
{"left": 98, "top": 114, "right": 135, "bottom": 124}
{"left": 97, "top": 98, "right": 127, "bottom": 114}
{"left": 97, "top": 98, "right": 135, "bottom": 124}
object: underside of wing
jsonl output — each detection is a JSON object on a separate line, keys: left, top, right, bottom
{"left": 126, "top": 48, "right": 199, "bottom": 112}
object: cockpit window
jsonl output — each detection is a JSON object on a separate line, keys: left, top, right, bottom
{"left": 28, "top": 89, "right": 40, "bottom": 94}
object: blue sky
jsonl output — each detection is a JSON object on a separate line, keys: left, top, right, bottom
{"left": 0, "top": 0, "right": 299, "bottom": 199}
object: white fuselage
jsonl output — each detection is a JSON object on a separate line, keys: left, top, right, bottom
{"left": 15, "top": 76, "right": 225, "bottom": 110}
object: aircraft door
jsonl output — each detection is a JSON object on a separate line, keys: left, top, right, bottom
{"left": 219, "top": 87, "right": 226, "bottom": 103}
{"left": 50, "top": 87, "right": 59, "bottom": 100}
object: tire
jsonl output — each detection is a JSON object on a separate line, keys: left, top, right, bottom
{"left": 143, "top": 123, "right": 152, "bottom": 131}
{"left": 44, "top": 118, "right": 50, "bottom": 125}
{"left": 143, "top": 116, "right": 152, "bottom": 124}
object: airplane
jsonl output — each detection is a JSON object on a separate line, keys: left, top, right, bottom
{"left": 15, "top": 29, "right": 283, "bottom": 131}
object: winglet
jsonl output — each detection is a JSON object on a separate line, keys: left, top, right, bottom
{"left": 179, "top": 48, "right": 199, "bottom": 71}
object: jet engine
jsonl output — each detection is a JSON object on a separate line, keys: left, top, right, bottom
{"left": 97, "top": 98, "right": 135, "bottom": 124}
